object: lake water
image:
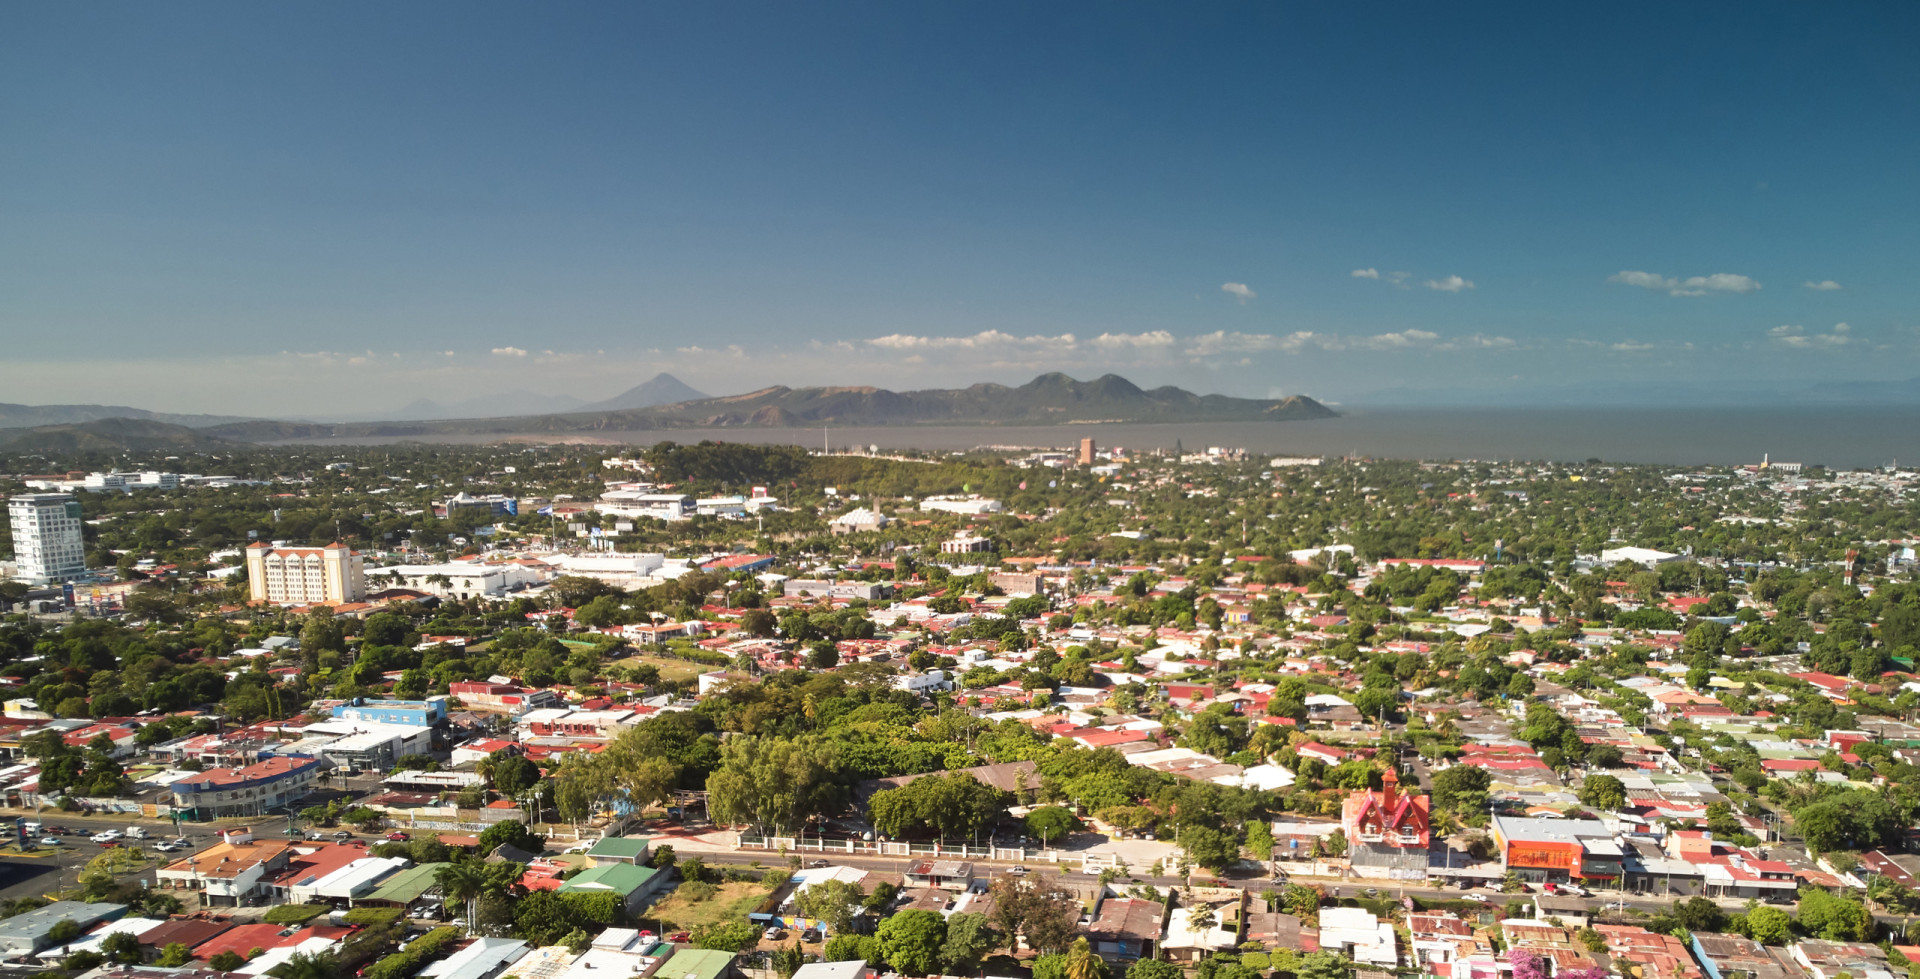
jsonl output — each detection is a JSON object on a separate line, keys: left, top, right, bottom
{"left": 279, "top": 405, "right": 1920, "bottom": 468}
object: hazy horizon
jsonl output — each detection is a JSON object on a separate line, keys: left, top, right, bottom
{"left": 6, "top": 3, "right": 1919, "bottom": 416}
{"left": 13, "top": 367, "right": 1920, "bottom": 424}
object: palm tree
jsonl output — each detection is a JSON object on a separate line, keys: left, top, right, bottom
{"left": 1186, "top": 904, "right": 1218, "bottom": 934}
{"left": 268, "top": 951, "right": 338, "bottom": 979}
{"left": 1063, "top": 938, "right": 1108, "bottom": 979}
{"left": 434, "top": 861, "right": 489, "bottom": 934}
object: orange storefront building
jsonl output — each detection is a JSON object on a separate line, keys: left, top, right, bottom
{"left": 1491, "top": 815, "right": 1623, "bottom": 883}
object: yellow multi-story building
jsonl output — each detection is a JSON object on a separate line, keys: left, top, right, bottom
{"left": 243, "top": 541, "right": 366, "bottom": 604}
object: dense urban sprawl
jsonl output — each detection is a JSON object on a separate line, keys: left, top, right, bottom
{"left": 4, "top": 441, "right": 1920, "bottom": 979}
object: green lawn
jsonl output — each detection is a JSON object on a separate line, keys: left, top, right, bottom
{"left": 612, "top": 654, "right": 709, "bottom": 684}
{"left": 646, "top": 880, "right": 774, "bottom": 932}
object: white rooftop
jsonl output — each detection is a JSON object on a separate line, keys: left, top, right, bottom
{"left": 294, "top": 856, "right": 410, "bottom": 900}
{"left": 33, "top": 917, "right": 165, "bottom": 960}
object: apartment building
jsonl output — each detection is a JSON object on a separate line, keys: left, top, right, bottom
{"left": 168, "top": 755, "right": 326, "bottom": 818}
{"left": 7, "top": 493, "right": 86, "bottom": 584}
{"left": 243, "top": 541, "right": 367, "bottom": 604}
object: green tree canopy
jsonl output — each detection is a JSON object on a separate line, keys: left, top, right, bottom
{"left": 1576, "top": 774, "right": 1627, "bottom": 811}
{"left": 876, "top": 909, "right": 948, "bottom": 976}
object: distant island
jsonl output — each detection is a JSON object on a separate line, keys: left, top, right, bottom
{"left": 0, "top": 374, "right": 1333, "bottom": 449}
{"left": 195, "top": 373, "right": 1335, "bottom": 442}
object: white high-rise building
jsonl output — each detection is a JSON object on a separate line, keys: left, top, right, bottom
{"left": 244, "top": 541, "right": 367, "bottom": 605}
{"left": 8, "top": 494, "right": 87, "bottom": 584}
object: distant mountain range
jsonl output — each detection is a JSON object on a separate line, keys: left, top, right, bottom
{"left": 0, "top": 402, "right": 254, "bottom": 430}
{"left": 200, "top": 372, "right": 1337, "bottom": 441}
{"left": 0, "top": 373, "right": 716, "bottom": 430}
{"left": 0, "top": 417, "right": 231, "bottom": 453}
{"left": 578, "top": 372, "right": 711, "bottom": 412}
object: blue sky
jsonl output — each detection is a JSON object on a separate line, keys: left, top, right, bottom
{"left": 3, "top": 2, "right": 1917, "bottom": 415}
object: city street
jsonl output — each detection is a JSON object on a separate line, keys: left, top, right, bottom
{"left": 0, "top": 809, "right": 322, "bottom": 906}
{"left": 678, "top": 847, "right": 1741, "bottom": 922}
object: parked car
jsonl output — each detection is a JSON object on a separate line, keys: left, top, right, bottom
{"left": 44, "top": 825, "right": 72, "bottom": 836}
{"left": 386, "top": 831, "right": 411, "bottom": 841}
{"left": 800, "top": 929, "right": 821, "bottom": 943}
{"left": 667, "top": 932, "right": 690, "bottom": 943}
{"left": 762, "top": 927, "right": 784, "bottom": 941}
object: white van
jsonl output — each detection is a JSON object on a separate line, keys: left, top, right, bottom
{"left": 125, "top": 827, "right": 149, "bottom": 840}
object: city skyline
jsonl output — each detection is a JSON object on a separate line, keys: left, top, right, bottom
{"left": 5, "top": 2, "right": 1918, "bottom": 416}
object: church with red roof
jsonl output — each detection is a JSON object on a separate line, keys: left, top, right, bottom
{"left": 1341, "top": 770, "right": 1433, "bottom": 878}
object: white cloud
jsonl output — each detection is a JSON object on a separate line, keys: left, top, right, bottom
{"left": 1351, "top": 268, "right": 1414, "bottom": 289}
{"left": 1425, "top": 275, "right": 1475, "bottom": 293}
{"left": 1769, "top": 323, "right": 1853, "bottom": 348}
{"left": 1359, "top": 329, "right": 1442, "bottom": 349}
{"left": 491, "top": 346, "right": 527, "bottom": 357}
{"left": 1611, "top": 340, "right": 1655, "bottom": 352}
{"left": 866, "top": 330, "right": 1077, "bottom": 351}
{"left": 1382, "top": 328, "right": 1443, "bottom": 347}
{"left": 1089, "top": 331, "right": 1176, "bottom": 349}
{"left": 1803, "top": 279, "right": 1843, "bottom": 291}
{"left": 1220, "top": 282, "right": 1256, "bottom": 302}
{"left": 1183, "top": 329, "right": 1513, "bottom": 357}
{"left": 1609, "top": 270, "right": 1761, "bottom": 296}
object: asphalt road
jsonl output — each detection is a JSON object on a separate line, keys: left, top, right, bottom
{"left": 0, "top": 809, "right": 1881, "bottom": 936}
{"left": 0, "top": 808, "right": 364, "bottom": 905}
{"left": 680, "top": 847, "right": 1729, "bottom": 921}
